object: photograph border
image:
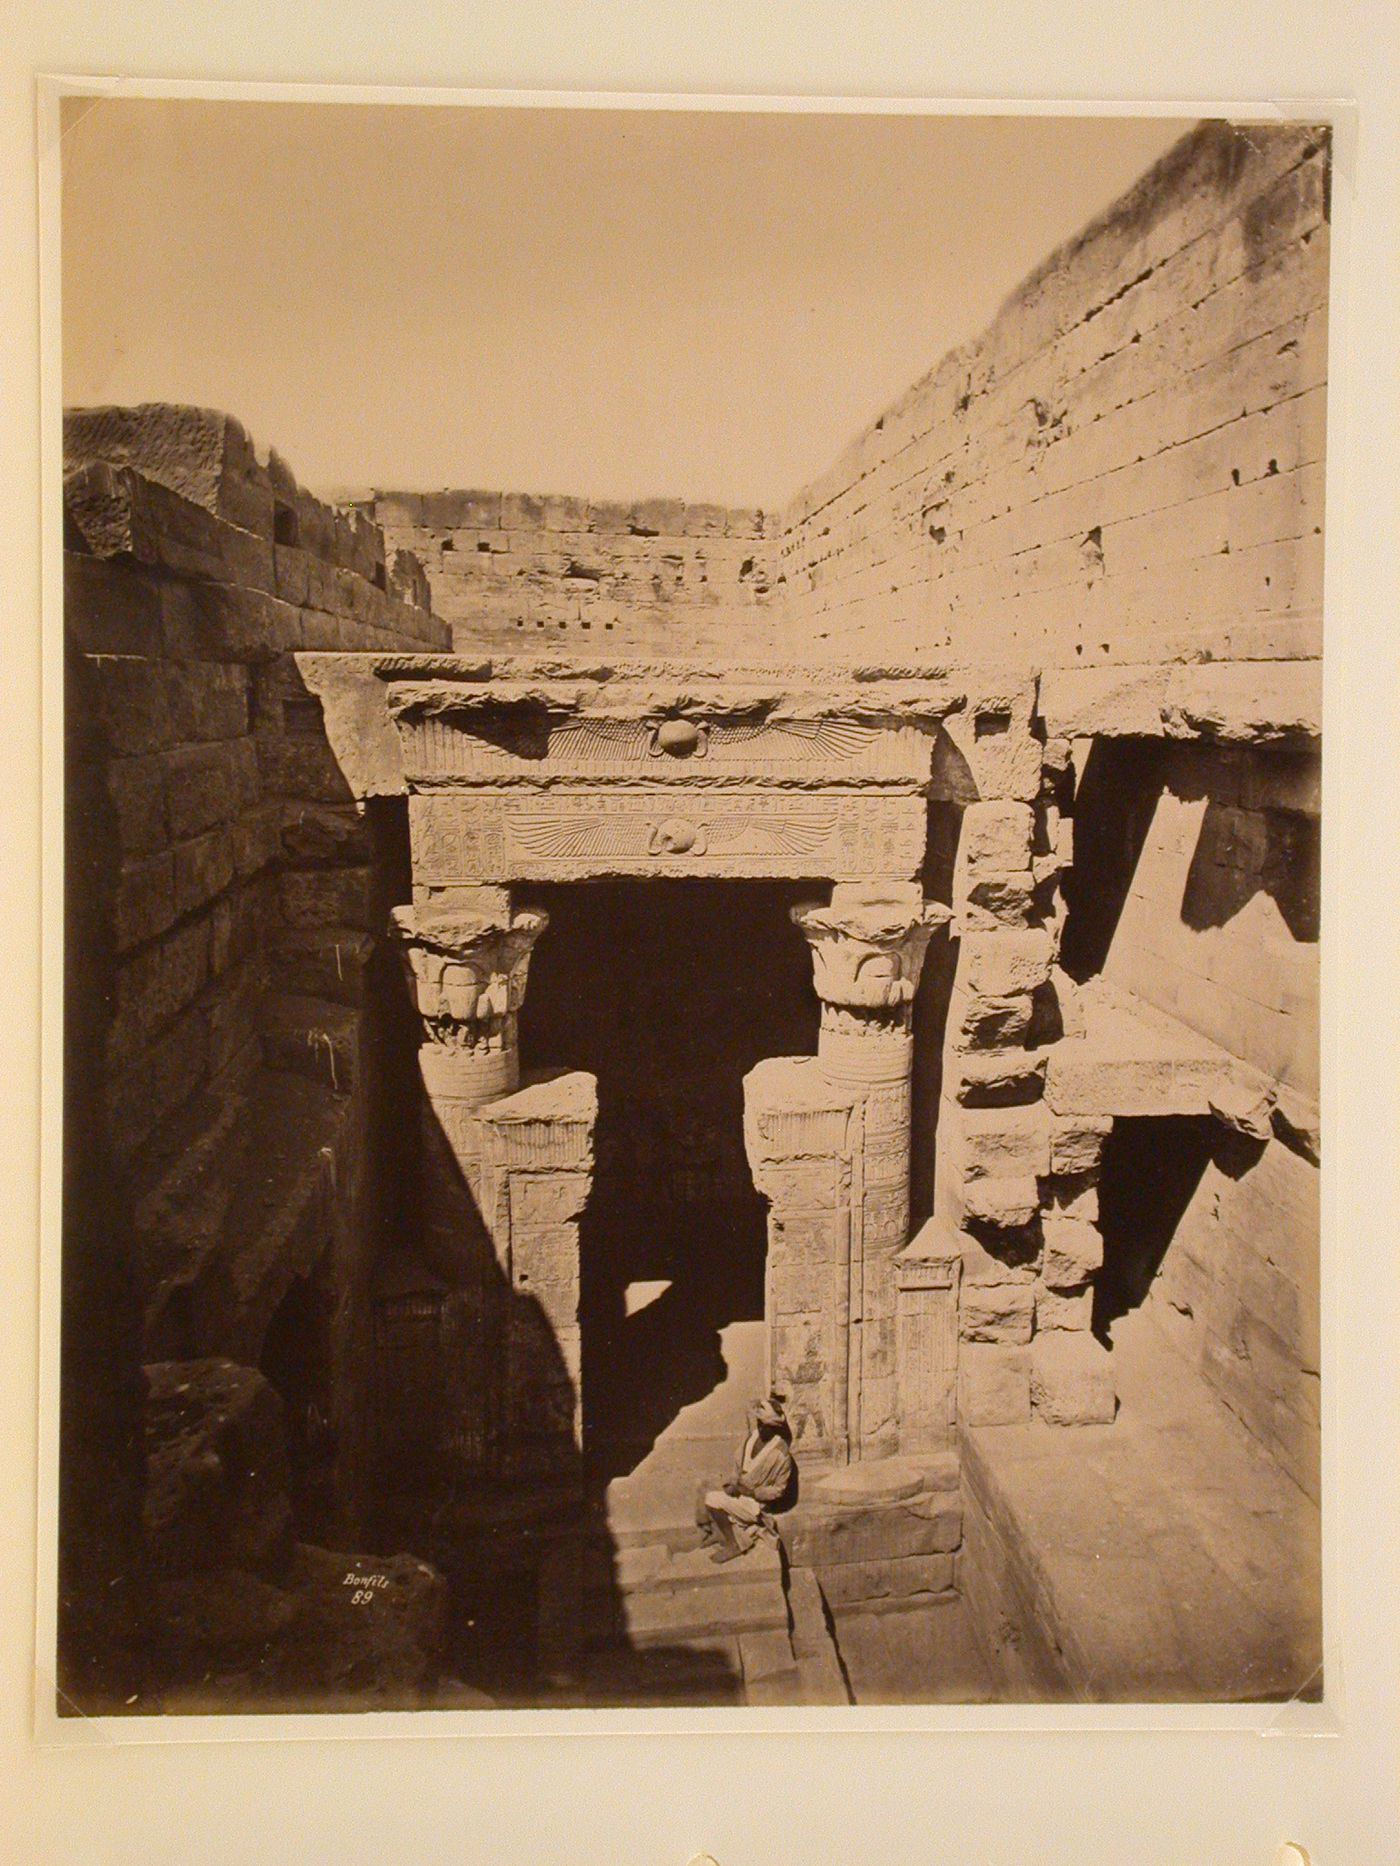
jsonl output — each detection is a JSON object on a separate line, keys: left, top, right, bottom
{"left": 36, "top": 74, "right": 1352, "bottom": 1749}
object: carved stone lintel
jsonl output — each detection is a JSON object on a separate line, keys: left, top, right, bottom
{"left": 390, "top": 904, "right": 547, "bottom": 1057}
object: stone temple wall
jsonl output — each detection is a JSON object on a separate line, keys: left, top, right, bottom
{"left": 361, "top": 488, "right": 778, "bottom": 659}
{"left": 61, "top": 405, "right": 451, "bottom": 1702}
{"left": 1062, "top": 736, "right": 1320, "bottom": 1497}
{"left": 773, "top": 120, "right": 1327, "bottom": 672}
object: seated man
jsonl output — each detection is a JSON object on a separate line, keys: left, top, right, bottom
{"left": 696, "top": 1393, "right": 794, "bottom": 1564}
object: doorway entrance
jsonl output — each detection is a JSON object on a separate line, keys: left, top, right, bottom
{"left": 516, "top": 879, "right": 819, "bottom": 1485}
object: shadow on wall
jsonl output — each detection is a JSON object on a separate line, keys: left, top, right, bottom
{"left": 61, "top": 658, "right": 147, "bottom": 1705}
{"left": 910, "top": 796, "right": 964, "bottom": 1230}
{"left": 1180, "top": 795, "right": 1319, "bottom": 942}
{"left": 1060, "top": 739, "right": 1322, "bottom": 984}
{"left": 370, "top": 1102, "right": 752, "bottom": 1706}
{"left": 1059, "top": 739, "right": 1168, "bottom": 983}
{"left": 1093, "top": 1113, "right": 1267, "bottom": 1341}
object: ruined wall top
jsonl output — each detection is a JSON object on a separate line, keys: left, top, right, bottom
{"left": 64, "top": 403, "right": 446, "bottom": 648}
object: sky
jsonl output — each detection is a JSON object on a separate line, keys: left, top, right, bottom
{"left": 61, "top": 100, "right": 1190, "bottom": 508}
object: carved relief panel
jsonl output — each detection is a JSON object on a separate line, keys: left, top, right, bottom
{"left": 408, "top": 788, "right": 927, "bottom": 882}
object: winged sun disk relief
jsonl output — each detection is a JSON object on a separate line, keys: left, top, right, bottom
{"left": 471, "top": 715, "right": 879, "bottom": 764}
{"left": 509, "top": 808, "right": 840, "bottom": 858}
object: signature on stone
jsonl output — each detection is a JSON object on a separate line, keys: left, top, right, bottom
{"left": 343, "top": 1570, "right": 389, "bottom": 1605}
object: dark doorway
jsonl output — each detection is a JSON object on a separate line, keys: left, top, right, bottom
{"left": 516, "top": 880, "right": 820, "bottom": 1482}
{"left": 1093, "top": 1114, "right": 1216, "bottom": 1338}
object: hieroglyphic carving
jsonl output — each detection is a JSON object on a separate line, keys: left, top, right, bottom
{"left": 408, "top": 789, "right": 927, "bottom": 881}
{"left": 895, "top": 1284, "right": 959, "bottom": 1451}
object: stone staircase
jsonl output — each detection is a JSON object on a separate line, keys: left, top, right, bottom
{"left": 578, "top": 1440, "right": 849, "bottom": 1705}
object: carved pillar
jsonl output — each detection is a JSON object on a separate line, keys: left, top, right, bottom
{"left": 477, "top": 1073, "right": 597, "bottom": 1483}
{"left": 389, "top": 903, "right": 552, "bottom": 1473}
{"left": 743, "top": 1057, "right": 859, "bottom": 1467}
{"left": 791, "top": 884, "right": 948, "bottom": 1459}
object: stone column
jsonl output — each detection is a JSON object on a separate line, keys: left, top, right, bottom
{"left": 389, "top": 903, "right": 549, "bottom": 1472}
{"left": 792, "top": 884, "right": 948, "bottom": 1460}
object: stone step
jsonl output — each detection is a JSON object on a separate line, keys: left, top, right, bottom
{"left": 621, "top": 1579, "right": 787, "bottom": 1647}
{"left": 586, "top": 1535, "right": 782, "bottom": 1593}
{"left": 584, "top": 1535, "right": 789, "bottom": 1651}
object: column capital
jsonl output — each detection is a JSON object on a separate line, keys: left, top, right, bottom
{"left": 792, "top": 884, "right": 949, "bottom": 1034}
{"left": 390, "top": 904, "right": 548, "bottom": 1054}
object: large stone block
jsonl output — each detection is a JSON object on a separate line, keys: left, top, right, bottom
{"left": 938, "top": 705, "right": 1043, "bottom": 802}
{"left": 960, "top": 1282, "right": 1035, "bottom": 1345}
{"left": 1045, "top": 1045, "right": 1184, "bottom": 1117}
{"left": 161, "top": 581, "right": 301, "bottom": 662}
{"left": 815, "top": 1552, "right": 956, "bottom": 1607}
{"left": 79, "top": 653, "right": 178, "bottom": 756}
{"left": 144, "top": 1359, "right": 293, "bottom": 1578}
{"left": 961, "top": 1174, "right": 1041, "bottom": 1230}
{"left": 958, "top": 871, "right": 1036, "bottom": 929}
{"left": 1050, "top": 1114, "right": 1114, "bottom": 1175}
{"left": 231, "top": 801, "right": 285, "bottom": 879}
{"left": 172, "top": 828, "right": 236, "bottom": 917}
{"left": 105, "top": 919, "right": 211, "bottom": 1072}
{"left": 948, "top": 987, "right": 1034, "bottom": 1051}
{"left": 785, "top": 1495, "right": 963, "bottom": 1569}
{"left": 164, "top": 739, "right": 261, "bottom": 841}
{"left": 945, "top": 1102, "right": 1051, "bottom": 1180}
{"left": 267, "top": 925, "right": 372, "bottom": 1004}
{"left": 960, "top": 1228, "right": 1040, "bottom": 1286}
{"left": 114, "top": 851, "right": 177, "bottom": 950}
{"left": 258, "top": 994, "right": 360, "bottom": 1094}
{"left": 279, "top": 865, "right": 375, "bottom": 930}
{"left": 280, "top": 801, "right": 372, "bottom": 866}
{"left": 165, "top": 661, "right": 251, "bottom": 745}
{"left": 103, "top": 754, "right": 170, "bottom": 858}
{"left": 953, "top": 1049, "right": 1047, "bottom": 1107}
{"left": 1041, "top": 1213, "right": 1105, "bottom": 1286}
{"left": 1161, "top": 661, "right": 1321, "bottom": 744}
{"left": 629, "top": 496, "right": 687, "bottom": 535}
{"left": 1031, "top": 1333, "right": 1116, "bottom": 1425}
{"left": 1044, "top": 1172, "right": 1099, "bottom": 1222}
{"left": 961, "top": 928, "right": 1055, "bottom": 997}
{"left": 1035, "top": 1283, "right": 1094, "bottom": 1331}
{"left": 959, "top": 1342, "right": 1031, "bottom": 1425}
{"left": 64, "top": 404, "right": 275, "bottom": 536}
{"left": 64, "top": 553, "right": 164, "bottom": 656}
{"left": 958, "top": 801, "right": 1034, "bottom": 873}
{"left": 1039, "top": 665, "right": 1171, "bottom": 738}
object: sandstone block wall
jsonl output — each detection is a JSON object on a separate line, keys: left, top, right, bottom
{"left": 364, "top": 487, "right": 777, "bottom": 657}
{"left": 1138, "top": 1123, "right": 1320, "bottom": 1501}
{"left": 773, "top": 120, "right": 1328, "bottom": 671}
{"left": 1063, "top": 735, "right": 1321, "bottom": 1497}
{"left": 1090, "top": 741, "right": 1319, "bottom": 1109}
{"left": 61, "top": 405, "right": 448, "bottom": 1698}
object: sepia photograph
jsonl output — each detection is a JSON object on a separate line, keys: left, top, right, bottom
{"left": 54, "top": 94, "right": 1327, "bottom": 1717}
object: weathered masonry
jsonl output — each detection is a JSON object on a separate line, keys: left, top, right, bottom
{"left": 61, "top": 117, "right": 1324, "bottom": 1709}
